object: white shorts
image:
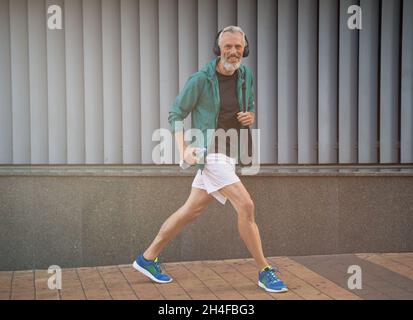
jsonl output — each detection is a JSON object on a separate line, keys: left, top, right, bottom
{"left": 191, "top": 153, "right": 240, "bottom": 205}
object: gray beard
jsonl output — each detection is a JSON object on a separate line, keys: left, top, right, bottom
{"left": 221, "top": 56, "right": 241, "bottom": 72}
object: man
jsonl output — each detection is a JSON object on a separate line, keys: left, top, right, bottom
{"left": 133, "top": 26, "right": 288, "bottom": 293}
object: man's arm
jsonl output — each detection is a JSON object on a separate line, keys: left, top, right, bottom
{"left": 175, "top": 131, "right": 198, "bottom": 165}
{"left": 168, "top": 73, "right": 205, "bottom": 166}
{"left": 175, "top": 131, "right": 186, "bottom": 161}
{"left": 237, "top": 69, "right": 255, "bottom": 127}
{"left": 168, "top": 74, "right": 204, "bottom": 133}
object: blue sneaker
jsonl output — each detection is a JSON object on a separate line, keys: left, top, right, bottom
{"left": 258, "top": 266, "right": 288, "bottom": 293}
{"left": 133, "top": 254, "right": 173, "bottom": 283}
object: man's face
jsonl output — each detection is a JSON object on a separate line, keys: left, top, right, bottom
{"left": 219, "top": 32, "right": 245, "bottom": 72}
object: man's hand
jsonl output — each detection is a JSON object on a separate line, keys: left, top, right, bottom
{"left": 237, "top": 112, "right": 255, "bottom": 127}
{"left": 183, "top": 146, "right": 198, "bottom": 165}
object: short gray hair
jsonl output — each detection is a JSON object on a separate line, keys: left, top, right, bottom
{"left": 218, "top": 25, "right": 247, "bottom": 47}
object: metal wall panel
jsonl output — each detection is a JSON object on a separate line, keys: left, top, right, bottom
{"left": 298, "top": 0, "right": 318, "bottom": 164}
{"left": 65, "top": 0, "right": 85, "bottom": 164}
{"left": 0, "top": 0, "right": 409, "bottom": 166}
{"left": 83, "top": 0, "right": 104, "bottom": 164}
{"left": 0, "top": 0, "right": 12, "bottom": 163}
{"left": 9, "top": 0, "right": 31, "bottom": 164}
{"left": 218, "top": 0, "right": 237, "bottom": 30}
{"left": 278, "top": 0, "right": 298, "bottom": 164}
{"left": 102, "top": 0, "right": 122, "bottom": 163}
{"left": 121, "top": 0, "right": 141, "bottom": 163}
{"left": 178, "top": 0, "right": 197, "bottom": 131}
{"left": 159, "top": 0, "right": 178, "bottom": 163}
{"left": 46, "top": 0, "right": 67, "bottom": 164}
{"left": 358, "top": 0, "right": 379, "bottom": 163}
{"left": 380, "top": 0, "right": 401, "bottom": 163}
{"left": 198, "top": 0, "right": 217, "bottom": 68}
{"left": 140, "top": 0, "right": 160, "bottom": 163}
{"left": 318, "top": 0, "right": 338, "bottom": 164}
{"left": 28, "top": 0, "right": 48, "bottom": 164}
{"left": 238, "top": 0, "right": 257, "bottom": 116}
{"left": 257, "top": 0, "right": 277, "bottom": 163}
{"left": 401, "top": 0, "right": 413, "bottom": 163}
{"left": 339, "top": 0, "right": 358, "bottom": 164}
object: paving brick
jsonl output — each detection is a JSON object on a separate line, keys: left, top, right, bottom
{"left": 270, "top": 257, "right": 361, "bottom": 300}
{"left": 119, "top": 265, "right": 165, "bottom": 300}
{"left": 59, "top": 269, "right": 86, "bottom": 300}
{"left": 183, "top": 261, "right": 246, "bottom": 300}
{"left": 204, "top": 261, "right": 274, "bottom": 300}
{"left": 97, "top": 266, "right": 138, "bottom": 300}
{"left": 356, "top": 253, "right": 413, "bottom": 281}
{"left": 163, "top": 263, "right": 218, "bottom": 300}
{"left": 77, "top": 267, "right": 112, "bottom": 300}
{"left": 290, "top": 254, "right": 413, "bottom": 300}
{"left": 34, "top": 270, "right": 60, "bottom": 300}
{"left": 0, "top": 272, "right": 13, "bottom": 300}
{"left": 11, "top": 271, "right": 36, "bottom": 300}
{"left": 266, "top": 258, "right": 332, "bottom": 300}
{"left": 151, "top": 271, "right": 192, "bottom": 301}
{"left": 3, "top": 253, "right": 412, "bottom": 300}
{"left": 381, "top": 253, "right": 413, "bottom": 269}
{"left": 225, "top": 259, "right": 302, "bottom": 300}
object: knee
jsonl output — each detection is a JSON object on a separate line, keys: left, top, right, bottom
{"left": 237, "top": 198, "right": 255, "bottom": 222}
{"left": 189, "top": 206, "right": 204, "bottom": 220}
{"left": 183, "top": 202, "right": 207, "bottom": 221}
{"left": 242, "top": 198, "right": 255, "bottom": 213}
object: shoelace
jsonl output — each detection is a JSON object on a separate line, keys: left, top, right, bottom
{"left": 266, "top": 269, "right": 281, "bottom": 284}
{"left": 153, "top": 260, "right": 163, "bottom": 274}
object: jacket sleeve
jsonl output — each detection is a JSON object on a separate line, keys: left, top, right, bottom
{"left": 168, "top": 74, "right": 204, "bottom": 134}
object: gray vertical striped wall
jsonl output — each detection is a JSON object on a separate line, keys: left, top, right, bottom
{"left": 0, "top": 0, "right": 412, "bottom": 165}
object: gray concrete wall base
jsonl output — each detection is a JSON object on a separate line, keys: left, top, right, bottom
{"left": 1, "top": 172, "right": 412, "bottom": 271}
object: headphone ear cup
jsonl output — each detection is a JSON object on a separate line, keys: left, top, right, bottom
{"left": 213, "top": 29, "right": 222, "bottom": 56}
{"left": 243, "top": 34, "right": 250, "bottom": 57}
{"left": 213, "top": 42, "right": 221, "bottom": 56}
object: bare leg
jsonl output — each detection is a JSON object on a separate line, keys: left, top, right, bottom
{"left": 143, "top": 188, "right": 212, "bottom": 260}
{"left": 219, "top": 182, "right": 269, "bottom": 270}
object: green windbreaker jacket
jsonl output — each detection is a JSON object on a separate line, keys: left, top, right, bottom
{"left": 168, "top": 58, "right": 255, "bottom": 168}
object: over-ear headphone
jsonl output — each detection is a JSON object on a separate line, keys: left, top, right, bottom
{"left": 213, "top": 28, "right": 250, "bottom": 58}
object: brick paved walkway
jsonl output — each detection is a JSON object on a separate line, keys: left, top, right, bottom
{"left": 1, "top": 253, "right": 412, "bottom": 300}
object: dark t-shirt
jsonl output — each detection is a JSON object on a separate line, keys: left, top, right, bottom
{"left": 213, "top": 71, "right": 241, "bottom": 157}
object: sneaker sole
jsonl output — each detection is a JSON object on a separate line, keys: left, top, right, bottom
{"left": 258, "top": 280, "right": 289, "bottom": 293}
{"left": 132, "top": 261, "right": 173, "bottom": 284}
